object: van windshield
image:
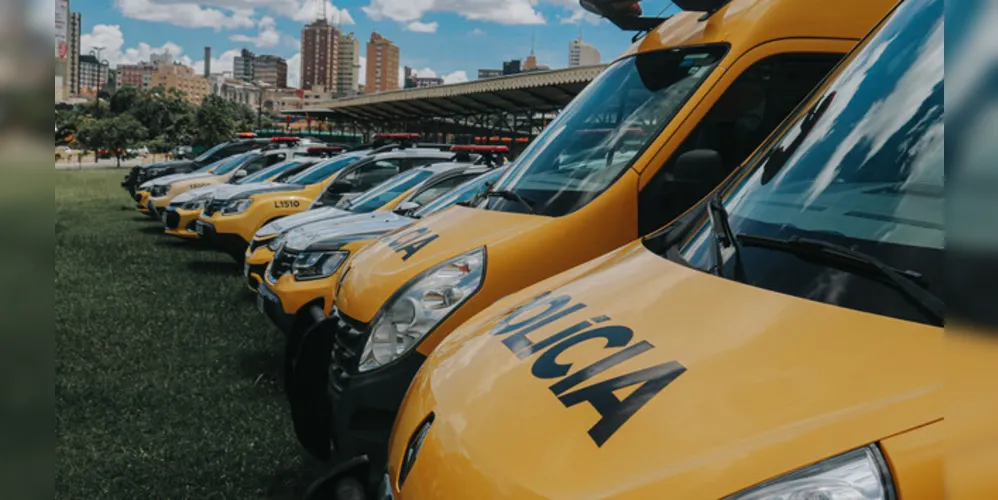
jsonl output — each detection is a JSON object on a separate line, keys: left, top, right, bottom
{"left": 286, "top": 155, "right": 363, "bottom": 185}
{"left": 196, "top": 152, "right": 248, "bottom": 174}
{"left": 194, "top": 141, "right": 231, "bottom": 163}
{"left": 347, "top": 169, "right": 435, "bottom": 213}
{"left": 482, "top": 45, "right": 727, "bottom": 216}
{"left": 213, "top": 153, "right": 258, "bottom": 175}
{"left": 238, "top": 160, "right": 307, "bottom": 184}
{"left": 415, "top": 168, "right": 505, "bottom": 217}
{"left": 668, "top": 0, "right": 943, "bottom": 325}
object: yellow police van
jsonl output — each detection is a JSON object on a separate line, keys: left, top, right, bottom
{"left": 284, "top": 0, "right": 897, "bottom": 482}
{"left": 162, "top": 157, "right": 320, "bottom": 239}
{"left": 377, "top": 0, "right": 944, "bottom": 498}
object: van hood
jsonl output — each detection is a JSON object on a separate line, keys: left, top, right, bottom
{"left": 284, "top": 212, "right": 415, "bottom": 252}
{"left": 172, "top": 183, "right": 241, "bottom": 205}
{"left": 212, "top": 182, "right": 304, "bottom": 201}
{"left": 336, "top": 206, "right": 551, "bottom": 322}
{"left": 256, "top": 206, "right": 353, "bottom": 238}
{"left": 144, "top": 159, "right": 192, "bottom": 170}
{"left": 393, "top": 243, "right": 941, "bottom": 498}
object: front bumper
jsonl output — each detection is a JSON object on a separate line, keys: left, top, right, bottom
{"left": 257, "top": 281, "right": 296, "bottom": 334}
{"left": 135, "top": 191, "right": 151, "bottom": 214}
{"left": 195, "top": 219, "right": 250, "bottom": 258}
{"left": 243, "top": 242, "right": 276, "bottom": 291}
{"left": 164, "top": 207, "right": 201, "bottom": 239}
{"left": 287, "top": 307, "right": 426, "bottom": 477}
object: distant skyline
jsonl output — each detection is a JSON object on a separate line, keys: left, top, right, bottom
{"left": 69, "top": 0, "right": 684, "bottom": 89}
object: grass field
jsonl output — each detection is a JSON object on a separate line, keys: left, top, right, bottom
{"left": 56, "top": 169, "right": 320, "bottom": 498}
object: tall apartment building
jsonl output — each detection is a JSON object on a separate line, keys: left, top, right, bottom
{"left": 337, "top": 33, "right": 361, "bottom": 96}
{"left": 365, "top": 32, "right": 400, "bottom": 94}
{"left": 118, "top": 61, "right": 157, "bottom": 88}
{"left": 78, "top": 54, "right": 109, "bottom": 94}
{"left": 255, "top": 55, "right": 288, "bottom": 88}
{"left": 569, "top": 36, "right": 601, "bottom": 67}
{"left": 301, "top": 19, "right": 339, "bottom": 91}
{"left": 233, "top": 49, "right": 256, "bottom": 83}
{"left": 148, "top": 64, "right": 211, "bottom": 104}
{"left": 68, "top": 12, "right": 81, "bottom": 95}
{"left": 502, "top": 59, "right": 521, "bottom": 75}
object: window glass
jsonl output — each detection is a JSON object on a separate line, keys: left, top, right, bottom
{"left": 287, "top": 154, "right": 363, "bottom": 185}
{"left": 409, "top": 173, "right": 477, "bottom": 206}
{"left": 347, "top": 169, "right": 434, "bottom": 213}
{"left": 416, "top": 168, "right": 506, "bottom": 217}
{"left": 482, "top": 46, "right": 727, "bottom": 216}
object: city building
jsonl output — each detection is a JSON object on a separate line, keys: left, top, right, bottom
{"left": 209, "top": 74, "right": 261, "bottom": 108}
{"left": 365, "top": 32, "right": 400, "bottom": 94}
{"left": 78, "top": 54, "right": 109, "bottom": 95}
{"left": 68, "top": 12, "right": 81, "bottom": 95}
{"left": 55, "top": 0, "right": 70, "bottom": 101}
{"left": 404, "top": 67, "right": 444, "bottom": 89}
{"left": 262, "top": 88, "right": 305, "bottom": 112}
{"left": 302, "top": 84, "right": 336, "bottom": 103}
{"left": 337, "top": 33, "right": 361, "bottom": 97}
{"left": 118, "top": 50, "right": 176, "bottom": 89}
{"left": 148, "top": 64, "right": 211, "bottom": 104}
{"left": 502, "top": 59, "right": 522, "bottom": 75}
{"left": 233, "top": 48, "right": 256, "bottom": 83}
{"left": 150, "top": 51, "right": 172, "bottom": 65}
{"left": 255, "top": 55, "right": 288, "bottom": 88}
{"left": 523, "top": 54, "right": 550, "bottom": 72}
{"left": 301, "top": 18, "right": 339, "bottom": 91}
{"left": 204, "top": 47, "right": 211, "bottom": 77}
{"left": 478, "top": 69, "right": 503, "bottom": 80}
{"left": 569, "top": 36, "right": 602, "bottom": 67}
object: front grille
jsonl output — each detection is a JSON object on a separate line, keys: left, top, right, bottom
{"left": 329, "top": 309, "right": 370, "bottom": 389}
{"left": 164, "top": 211, "right": 181, "bottom": 230}
{"left": 267, "top": 248, "right": 297, "bottom": 283}
{"left": 203, "top": 199, "right": 224, "bottom": 217}
{"left": 185, "top": 220, "right": 198, "bottom": 232}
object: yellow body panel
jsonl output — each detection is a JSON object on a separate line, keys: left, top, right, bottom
{"left": 333, "top": 0, "right": 896, "bottom": 364}
{"left": 387, "top": 242, "right": 942, "bottom": 498}
{"left": 244, "top": 243, "right": 276, "bottom": 289}
{"left": 200, "top": 182, "right": 324, "bottom": 244}
{"left": 164, "top": 207, "right": 203, "bottom": 239}
{"left": 135, "top": 190, "right": 151, "bottom": 214}
{"left": 261, "top": 239, "right": 371, "bottom": 315}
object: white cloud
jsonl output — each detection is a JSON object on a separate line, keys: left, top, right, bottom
{"left": 559, "top": 9, "right": 600, "bottom": 25}
{"left": 468, "top": 27, "right": 486, "bottom": 36}
{"left": 358, "top": 56, "right": 367, "bottom": 85}
{"left": 283, "top": 35, "right": 302, "bottom": 50}
{"left": 114, "top": 0, "right": 257, "bottom": 30}
{"left": 284, "top": 0, "right": 355, "bottom": 24}
{"left": 229, "top": 16, "right": 281, "bottom": 47}
{"left": 411, "top": 68, "right": 437, "bottom": 78}
{"left": 362, "top": 0, "right": 545, "bottom": 25}
{"left": 406, "top": 20, "right": 439, "bottom": 33}
{"left": 442, "top": 70, "right": 469, "bottom": 84}
{"left": 286, "top": 52, "right": 302, "bottom": 88}
{"left": 81, "top": 24, "right": 187, "bottom": 67}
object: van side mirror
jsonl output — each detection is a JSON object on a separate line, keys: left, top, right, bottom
{"left": 233, "top": 170, "right": 248, "bottom": 179}
{"left": 673, "top": 149, "right": 725, "bottom": 187}
{"left": 394, "top": 201, "right": 420, "bottom": 214}
{"left": 326, "top": 180, "right": 353, "bottom": 194}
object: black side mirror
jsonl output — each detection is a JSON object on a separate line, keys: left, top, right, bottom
{"left": 326, "top": 180, "right": 353, "bottom": 195}
{"left": 673, "top": 149, "right": 725, "bottom": 187}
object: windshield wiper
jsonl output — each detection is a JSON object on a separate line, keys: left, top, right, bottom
{"left": 736, "top": 233, "right": 944, "bottom": 325}
{"left": 485, "top": 189, "right": 537, "bottom": 215}
{"left": 704, "top": 192, "right": 743, "bottom": 277}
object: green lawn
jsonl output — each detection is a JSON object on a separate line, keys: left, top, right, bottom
{"left": 56, "top": 169, "right": 320, "bottom": 498}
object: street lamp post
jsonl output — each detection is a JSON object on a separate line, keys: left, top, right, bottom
{"left": 90, "top": 48, "right": 110, "bottom": 117}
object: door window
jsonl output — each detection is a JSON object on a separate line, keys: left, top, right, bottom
{"left": 638, "top": 52, "right": 845, "bottom": 234}
{"left": 408, "top": 173, "right": 478, "bottom": 206}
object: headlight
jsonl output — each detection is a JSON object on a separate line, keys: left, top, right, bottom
{"left": 358, "top": 247, "right": 485, "bottom": 372}
{"left": 181, "top": 198, "right": 206, "bottom": 211}
{"left": 151, "top": 185, "right": 170, "bottom": 197}
{"left": 267, "top": 232, "right": 287, "bottom": 251}
{"left": 221, "top": 199, "right": 252, "bottom": 214}
{"left": 724, "top": 445, "right": 895, "bottom": 500}
{"left": 292, "top": 251, "right": 349, "bottom": 281}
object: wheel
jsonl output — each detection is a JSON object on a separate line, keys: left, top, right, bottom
{"left": 302, "top": 475, "right": 365, "bottom": 500}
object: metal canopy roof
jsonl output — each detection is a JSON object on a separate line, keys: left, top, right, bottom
{"left": 284, "top": 64, "right": 607, "bottom": 121}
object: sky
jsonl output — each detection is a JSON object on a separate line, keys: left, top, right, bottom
{"left": 66, "top": 0, "right": 683, "bottom": 89}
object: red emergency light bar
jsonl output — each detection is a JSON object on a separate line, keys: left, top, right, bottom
{"left": 375, "top": 133, "right": 420, "bottom": 139}
{"left": 452, "top": 145, "right": 510, "bottom": 153}
{"left": 270, "top": 136, "right": 301, "bottom": 142}
{"left": 515, "top": 137, "right": 530, "bottom": 143}
{"left": 308, "top": 146, "right": 345, "bottom": 153}
{"left": 237, "top": 132, "right": 257, "bottom": 138}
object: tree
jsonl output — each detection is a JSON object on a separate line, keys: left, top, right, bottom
{"left": 108, "top": 86, "right": 141, "bottom": 115}
{"left": 76, "top": 114, "right": 148, "bottom": 167}
{"left": 194, "top": 95, "right": 238, "bottom": 147}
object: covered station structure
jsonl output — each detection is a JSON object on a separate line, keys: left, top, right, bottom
{"left": 282, "top": 64, "right": 606, "bottom": 144}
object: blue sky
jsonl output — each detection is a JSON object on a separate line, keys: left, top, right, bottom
{"left": 71, "top": 0, "right": 681, "bottom": 88}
